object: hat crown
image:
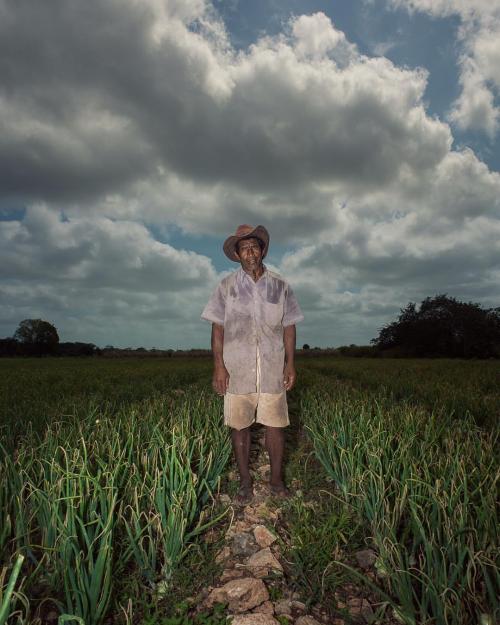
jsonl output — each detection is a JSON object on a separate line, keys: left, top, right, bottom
{"left": 235, "top": 224, "right": 255, "bottom": 237}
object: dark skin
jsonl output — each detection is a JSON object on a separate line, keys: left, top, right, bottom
{"left": 211, "top": 237, "right": 297, "bottom": 503}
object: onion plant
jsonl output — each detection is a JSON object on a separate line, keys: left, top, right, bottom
{"left": 0, "top": 386, "right": 230, "bottom": 624}
{"left": 304, "top": 385, "right": 499, "bottom": 624}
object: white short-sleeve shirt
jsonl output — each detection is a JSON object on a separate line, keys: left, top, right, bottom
{"left": 201, "top": 265, "right": 304, "bottom": 394}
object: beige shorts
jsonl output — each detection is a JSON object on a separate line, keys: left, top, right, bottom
{"left": 223, "top": 349, "right": 289, "bottom": 430}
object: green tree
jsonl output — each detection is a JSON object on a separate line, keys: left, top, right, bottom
{"left": 372, "top": 295, "right": 500, "bottom": 358}
{"left": 14, "top": 319, "right": 59, "bottom": 356}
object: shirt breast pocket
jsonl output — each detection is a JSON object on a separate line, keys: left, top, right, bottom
{"left": 264, "top": 300, "right": 283, "bottom": 326}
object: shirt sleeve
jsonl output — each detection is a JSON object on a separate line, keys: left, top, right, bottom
{"left": 201, "top": 281, "right": 226, "bottom": 325}
{"left": 282, "top": 285, "right": 304, "bottom": 326}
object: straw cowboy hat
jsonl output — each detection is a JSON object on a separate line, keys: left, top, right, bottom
{"left": 223, "top": 224, "right": 270, "bottom": 262}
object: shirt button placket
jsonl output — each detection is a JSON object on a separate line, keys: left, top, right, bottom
{"left": 253, "top": 283, "right": 258, "bottom": 390}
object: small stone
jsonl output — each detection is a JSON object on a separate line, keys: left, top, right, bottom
{"left": 347, "top": 597, "right": 374, "bottom": 620}
{"left": 291, "top": 600, "right": 306, "bottom": 612}
{"left": 295, "top": 617, "right": 322, "bottom": 625}
{"left": 215, "top": 545, "right": 231, "bottom": 563}
{"left": 206, "top": 578, "right": 269, "bottom": 613}
{"left": 354, "top": 549, "right": 377, "bottom": 570}
{"left": 247, "top": 548, "right": 283, "bottom": 575}
{"left": 232, "top": 532, "right": 259, "bottom": 557}
{"left": 252, "top": 600, "right": 275, "bottom": 615}
{"left": 257, "top": 463, "right": 271, "bottom": 475}
{"left": 231, "top": 614, "right": 280, "bottom": 625}
{"left": 274, "top": 599, "right": 292, "bottom": 615}
{"left": 220, "top": 569, "right": 246, "bottom": 582}
{"left": 227, "top": 520, "right": 255, "bottom": 537}
{"left": 219, "top": 493, "right": 231, "bottom": 504}
{"left": 254, "top": 525, "right": 277, "bottom": 548}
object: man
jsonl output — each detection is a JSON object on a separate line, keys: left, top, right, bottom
{"left": 201, "top": 224, "right": 304, "bottom": 505}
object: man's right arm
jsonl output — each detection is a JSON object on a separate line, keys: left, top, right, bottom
{"left": 211, "top": 323, "right": 230, "bottom": 395}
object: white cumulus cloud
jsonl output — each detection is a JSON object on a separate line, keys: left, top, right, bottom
{"left": 0, "top": 1, "right": 499, "bottom": 347}
{"left": 390, "top": 0, "right": 500, "bottom": 137}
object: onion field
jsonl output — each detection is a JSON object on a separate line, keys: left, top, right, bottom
{"left": 1, "top": 356, "right": 499, "bottom": 624}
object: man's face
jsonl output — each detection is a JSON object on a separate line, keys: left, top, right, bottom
{"left": 235, "top": 237, "right": 263, "bottom": 271}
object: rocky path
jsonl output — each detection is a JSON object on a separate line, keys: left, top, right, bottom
{"left": 193, "top": 425, "right": 377, "bottom": 625}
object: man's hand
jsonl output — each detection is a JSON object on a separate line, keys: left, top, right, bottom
{"left": 283, "top": 362, "right": 296, "bottom": 391}
{"left": 213, "top": 363, "right": 230, "bottom": 395}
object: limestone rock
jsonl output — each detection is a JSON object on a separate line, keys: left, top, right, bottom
{"left": 347, "top": 597, "right": 374, "bottom": 620}
{"left": 231, "top": 615, "right": 280, "bottom": 625}
{"left": 252, "top": 600, "right": 275, "bottom": 615}
{"left": 227, "top": 520, "right": 255, "bottom": 537}
{"left": 354, "top": 549, "right": 377, "bottom": 570}
{"left": 247, "top": 548, "right": 283, "bottom": 575}
{"left": 206, "top": 578, "right": 269, "bottom": 612}
{"left": 232, "top": 532, "right": 259, "bottom": 557}
{"left": 220, "top": 568, "right": 246, "bottom": 582}
{"left": 253, "top": 525, "right": 276, "bottom": 548}
{"left": 215, "top": 545, "right": 231, "bottom": 563}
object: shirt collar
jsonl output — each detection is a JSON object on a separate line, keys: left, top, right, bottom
{"left": 238, "top": 264, "right": 268, "bottom": 285}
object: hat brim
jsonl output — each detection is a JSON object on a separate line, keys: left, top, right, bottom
{"left": 223, "top": 225, "right": 270, "bottom": 262}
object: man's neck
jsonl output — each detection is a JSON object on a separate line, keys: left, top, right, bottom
{"left": 242, "top": 263, "right": 265, "bottom": 282}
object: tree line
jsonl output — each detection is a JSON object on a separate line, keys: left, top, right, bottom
{"left": 2, "top": 294, "right": 499, "bottom": 358}
{"left": 0, "top": 319, "right": 210, "bottom": 358}
{"left": 0, "top": 319, "right": 100, "bottom": 357}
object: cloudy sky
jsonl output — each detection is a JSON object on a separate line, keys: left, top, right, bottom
{"left": 1, "top": 0, "right": 499, "bottom": 349}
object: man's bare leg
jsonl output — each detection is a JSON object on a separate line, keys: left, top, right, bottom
{"left": 231, "top": 426, "right": 253, "bottom": 503}
{"left": 264, "top": 425, "right": 290, "bottom": 496}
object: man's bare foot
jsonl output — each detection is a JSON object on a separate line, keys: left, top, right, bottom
{"left": 269, "top": 482, "right": 291, "bottom": 498}
{"left": 234, "top": 481, "right": 253, "bottom": 506}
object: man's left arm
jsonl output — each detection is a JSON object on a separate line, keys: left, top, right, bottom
{"left": 283, "top": 324, "right": 296, "bottom": 391}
